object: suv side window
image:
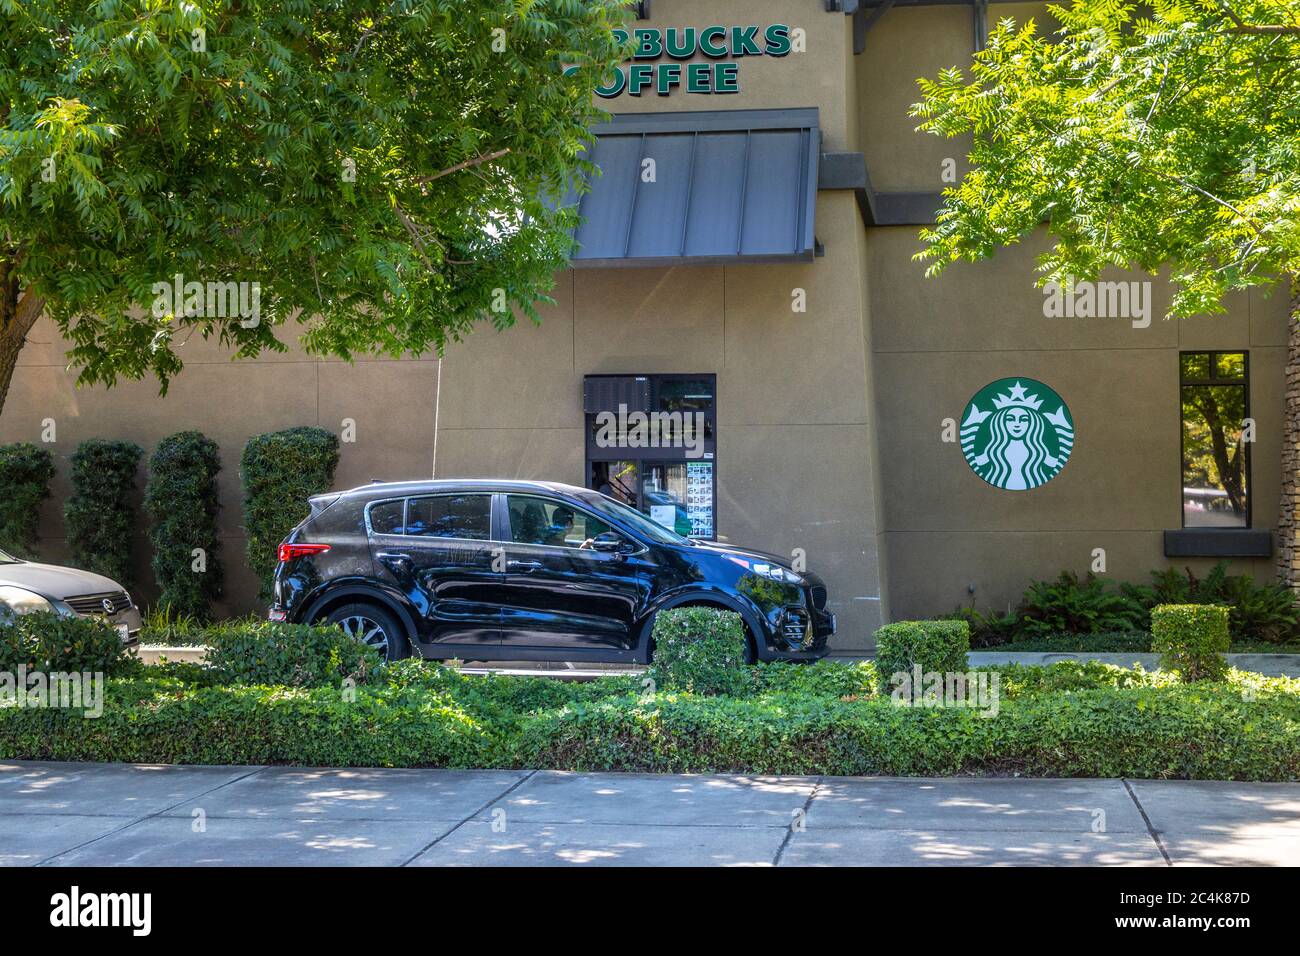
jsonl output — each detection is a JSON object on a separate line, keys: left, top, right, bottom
{"left": 369, "top": 499, "right": 405, "bottom": 535}
{"left": 506, "top": 495, "right": 617, "bottom": 549}
{"left": 405, "top": 494, "right": 491, "bottom": 540}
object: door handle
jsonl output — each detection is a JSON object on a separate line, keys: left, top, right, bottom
{"left": 376, "top": 552, "right": 412, "bottom": 567}
{"left": 506, "top": 560, "right": 542, "bottom": 573}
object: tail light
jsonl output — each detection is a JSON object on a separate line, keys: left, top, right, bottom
{"left": 278, "top": 542, "right": 331, "bottom": 562}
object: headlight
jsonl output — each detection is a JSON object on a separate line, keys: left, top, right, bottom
{"left": 0, "top": 586, "right": 57, "bottom": 618}
{"left": 725, "top": 556, "right": 805, "bottom": 585}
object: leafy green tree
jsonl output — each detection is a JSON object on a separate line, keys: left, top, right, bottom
{"left": 0, "top": 0, "right": 628, "bottom": 412}
{"left": 910, "top": 0, "right": 1300, "bottom": 582}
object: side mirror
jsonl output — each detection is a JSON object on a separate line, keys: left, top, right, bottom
{"left": 591, "top": 531, "right": 628, "bottom": 553}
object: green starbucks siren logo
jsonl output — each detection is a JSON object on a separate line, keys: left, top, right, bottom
{"left": 960, "top": 378, "right": 1074, "bottom": 490}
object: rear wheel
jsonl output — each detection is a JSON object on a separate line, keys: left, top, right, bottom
{"left": 324, "top": 602, "right": 409, "bottom": 662}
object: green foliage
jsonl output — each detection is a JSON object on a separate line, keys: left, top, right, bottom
{"left": 204, "top": 621, "right": 381, "bottom": 689}
{"left": 517, "top": 682, "right": 1300, "bottom": 779}
{"left": 64, "top": 439, "right": 143, "bottom": 586}
{"left": 0, "top": 442, "right": 55, "bottom": 559}
{"left": 1151, "top": 603, "right": 1231, "bottom": 682}
{"left": 1017, "top": 572, "right": 1146, "bottom": 637}
{"left": 0, "top": 611, "right": 137, "bottom": 676}
{"left": 752, "top": 658, "right": 879, "bottom": 698}
{"left": 240, "top": 427, "right": 339, "bottom": 601}
{"left": 144, "top": 431, "right": 222, "bottom": 620}
{"left": 647, "top": 607, "right": 750, "bottom": 697}
{"left": 873, "top": 619, "right": 970, "bottom": 691}
{"left": 0, "top": 0, "right": 632, "bottom": 418}
{"left": 1127, "top": 563, "right": 1300, "bottom": 644}
{"left": 912, "top": 0, "right": 1300, "bottom": 318}
{"left": 996, "top": 630, "right": 1152, "bottom": 653}
{"left": 940, "top": 605, "right": 1019, "bottom": 648}
{"left": 3, "top": 656, "right": 1299, "bottom": 778}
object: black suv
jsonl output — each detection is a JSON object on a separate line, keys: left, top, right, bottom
{"left": 269, "top": 480, "right": 835, "bottom": 663}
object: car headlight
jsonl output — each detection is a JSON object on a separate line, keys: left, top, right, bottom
{"left": 0, "top": 586, "right": 58, "bottom": 619}
{"left": 725, "top": 556, "right": 805, "bottom": 585}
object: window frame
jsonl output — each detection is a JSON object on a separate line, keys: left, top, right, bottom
{"left": 501, "top": 493, "right": 643, "bottom": 555}
{"left": 583, "top": 372, "right": 719, "bottom": 540}
{"left": 363, "top": 493, "right": 495, "bottom": 543}
{"left": 1178, "top": 350, "right": 1251, "bottom": 529}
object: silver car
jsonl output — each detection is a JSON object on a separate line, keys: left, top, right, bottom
{"left": 0, "top": 549, "right": 142, "bottom": 644}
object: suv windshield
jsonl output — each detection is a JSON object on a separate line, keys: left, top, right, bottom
{"left": 578, "top": 491, "right": 690, "bottom": 546}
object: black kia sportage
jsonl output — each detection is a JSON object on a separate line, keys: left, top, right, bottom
{"left": 269, "top": 479, "right": 835, "bottom": 663}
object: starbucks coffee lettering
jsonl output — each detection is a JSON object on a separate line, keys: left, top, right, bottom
{"left": 566, "top": 25, "right": 794, "bottom": 98}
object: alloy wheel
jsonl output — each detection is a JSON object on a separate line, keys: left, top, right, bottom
{"left": 337, "top": 614, "right": 390, "bottom": 658}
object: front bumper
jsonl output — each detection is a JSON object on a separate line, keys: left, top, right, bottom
{"left": 74, "top": 605, "right": 142, "bottom": 644}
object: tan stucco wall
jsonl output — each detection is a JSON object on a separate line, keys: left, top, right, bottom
{"left": 867, "top": 227, "right": 1288, "bottom": 620}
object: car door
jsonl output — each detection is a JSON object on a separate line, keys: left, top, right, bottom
{"left": 366, "top": 493, "right": 501, "bottom": 645}
{"left": 496, "top": 493, "right": 653, "bottom": 650}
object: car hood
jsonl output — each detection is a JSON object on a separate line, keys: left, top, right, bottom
{"left": 0, "top": 561, "right": 126, "bottom": 599}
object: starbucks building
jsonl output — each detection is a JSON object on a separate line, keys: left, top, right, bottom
{"left": 0, "top": 0, "right": 1285, "bottom": 651}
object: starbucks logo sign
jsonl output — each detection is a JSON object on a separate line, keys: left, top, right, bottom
{"left": 960, "top": 378, "right": 1074, "bottom": 490}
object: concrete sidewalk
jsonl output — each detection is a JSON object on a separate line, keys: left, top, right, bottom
{"left": 2, "top": 761, "right": 1298, "bottom": 866}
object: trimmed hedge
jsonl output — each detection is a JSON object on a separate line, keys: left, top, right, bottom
{"left": 144, "top": 431, "right": 223, "bottom": 621}
{"left": 65, "top": 439, "right": 144, "bottom": 586}
{"left": 241, "top": 427, "right": 339, "bottom": 602}
{"left": 648, "top": 607, "right": 749, "bottom": 696}
{"left": 4, "top": 664, "right": 1297, "bottom": 779}
{"left": 1151, "top": 603, "right": 1230, "bottom": 682}
{"left": 0, "top": 443, "right": 56, "bottom": 559}
{"left": 873, "top": 619, "right": 970, "bottom": 692}
{"left": 516, "top": 682, "right": 1300, "bottom": 779}
{"left": 205, "top": 621, "right": 382, "bottom": 688}
{"left": 0, "top": 612, "right": 138, "bottom": 676}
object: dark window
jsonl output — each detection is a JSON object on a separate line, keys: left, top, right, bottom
{"left": 404, "top": 494, "right": 491, "bottom": 540}
{"left": 506, "top": 495, "right": 615, "bottom": 549}
{"left": 584, "top": 373, "right": 717, "bottom": 539}
{"left": 1180, "top": 352, "right": 1250, "bottom": 528}
{"left": 369, "top": 499, "right": 405, "bottom": 535}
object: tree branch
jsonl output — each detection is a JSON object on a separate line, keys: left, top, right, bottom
{"left": 415, "top": 148, "right": 511, "bottom": 185}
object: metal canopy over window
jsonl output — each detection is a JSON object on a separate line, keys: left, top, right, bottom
{"left": 562, "top": 108, "right": 820, "bottom": 267}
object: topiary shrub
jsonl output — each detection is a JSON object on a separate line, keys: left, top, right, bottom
{"left": 874, "top": 619, "right": 970, "bottom": 692}
{"left": 1150, "top": 603, "right": 1230, "bottom": 682}
{"left": 240, "top": 427, "right": 339, "bottom": 602}
{"left": 205, "top": 621, "right": 380, "bottom": 688}
{"left": 144, "top": 431, "right": 223, "bottom": 621}
{"left": 0, "top": 442, "right": 56, "bottom": 559}
{"left": 64, "top": 439, "right": 144, "bottom": 586}
{"left": 647, "top": 607, "right": 750, "bottom": 697}
{"left": 0, "top": 611, "right": 137, "bottom": 676}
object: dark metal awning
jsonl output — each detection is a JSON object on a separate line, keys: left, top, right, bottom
{"left": 562, "top": 108, "right": 820, "bottom": 268}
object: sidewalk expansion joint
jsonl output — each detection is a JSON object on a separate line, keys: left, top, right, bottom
{"left": 399, "top": 769, "right": 537, "bottom": 866}
{"left": 1122, "top": 778, "right": 1173, "bottom": 866}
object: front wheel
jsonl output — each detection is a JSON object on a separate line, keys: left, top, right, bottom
{"left": 325, "top": 602, "right": 409, "bottom": 662}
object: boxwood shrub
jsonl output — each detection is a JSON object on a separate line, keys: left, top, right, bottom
{"left": 0, "top": 443, "right": 56, "bottom": 559}
{"left": 1151, "top": 603, "right": 1230, "bottom": 682}
{"left": 64, "top": 439, "right": 144, "bottom": 586}
{"left": 145, "top": 431, "right": 223, "bottom": 620}
{"left": 241, "top": 427, "right": 339, "bottom": 601}
{"left": 647, "top": 607, "right": 750, "bottom": 696}
{"left": 204, "top": 621, "right": 381, "bottom": 688}
{"left": 873, "top": 619, "right": 970, "bottom": 692}
{"left": 0, "top": 612, "right": 138, "bottom": 676}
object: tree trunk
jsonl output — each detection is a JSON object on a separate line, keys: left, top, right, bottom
{"left": 1278, "top": 274, "right": 1300, "bottom": 589}
{"left": 0, "top": 264, "right": 44, "bottom": 421}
